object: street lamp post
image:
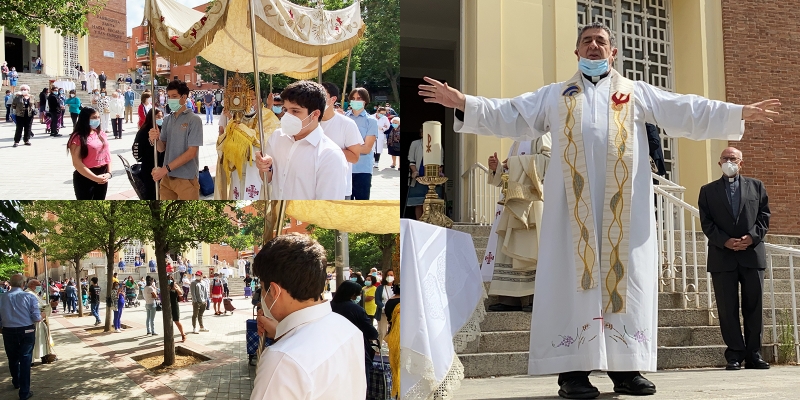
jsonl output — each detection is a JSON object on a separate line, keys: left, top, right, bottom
{"left": 42, "top": 229, "right": 49, "bottom": 304}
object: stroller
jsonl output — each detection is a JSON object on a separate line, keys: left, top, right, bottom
{"left": 367, "top": 340, "right": 392, "bottom": 400}
{"left": 125, "top": 286, "right": 140, "bottom": 308}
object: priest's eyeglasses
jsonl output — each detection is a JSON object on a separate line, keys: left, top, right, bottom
{"left": 720, "top": 156, "right": 741, "bottom": 163}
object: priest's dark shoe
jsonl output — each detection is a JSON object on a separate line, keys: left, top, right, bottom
{"left": 613, "top": 374, "right": 656, "bottom": 395}
{"left": 744, "top": 358, "right": 770, "bottom": 369}
{"left": 487, "top": 303, "right": 522, "bottom": 312}
{"left": 557, "top": 379, "right": 600, "bottom": 399}
{"left": 725, "top": 360, "right": 741, "bottom": 370}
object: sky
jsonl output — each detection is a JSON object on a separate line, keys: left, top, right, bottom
{"left": 126, "top": 0, "right": 209, "bottom": 36}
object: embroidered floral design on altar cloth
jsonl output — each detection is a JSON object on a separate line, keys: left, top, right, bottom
{"left": 552, "top": 323, "right": 597, "bottom": 349}
{"left": 604, "top": 322, "right": 649, "bottom": 348}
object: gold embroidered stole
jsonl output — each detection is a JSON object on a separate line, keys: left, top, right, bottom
{"left": 557, "top": 69, "right": 635, "bottom": 313}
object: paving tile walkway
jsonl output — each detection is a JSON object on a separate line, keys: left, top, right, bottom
{"left": 0, "top": 294, "right": 261, "bottom": 400}
{"left": 0, "top": 115, "right": 400, "bottom": 200}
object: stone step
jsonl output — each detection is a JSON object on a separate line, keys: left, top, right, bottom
{"left": 659, "top": 290, "right": 800, "bottom": 309}
{"left": 458, "top": 345, "right": 776, "bottom": 377}
{"left": 479, "top": 311, "right": 531, "bottom": 332}
{"left": 451, "top": 224, "right": 492, "bottom": 238}
{"left": 458, "top": 330, "right": 531, "bottom": 354}
{"left": 657, "top": 326, "right": 722, "bottom": 347}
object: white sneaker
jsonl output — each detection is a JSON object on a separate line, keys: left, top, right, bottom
{"left": 114, "top": 329, "right": 121, "bottom": 333}
{"left": 119, "top": 328, "right": 125, "bottom": 331}
{"left": 192, "top": 328, "right": 198, "bottom": 334}
{"left": 199, "top": 328, "right": 209, "bottom": 332}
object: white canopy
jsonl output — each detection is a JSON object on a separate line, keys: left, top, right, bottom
{"left": 145, "top": 0, "right": 364, "bottom": 79}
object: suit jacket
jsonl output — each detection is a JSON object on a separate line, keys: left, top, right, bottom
{"left": 698, "top": 175, "right": 770, "bottom": 273}
{"left": 645, "top": 123, "right": 667, "bottom": 176}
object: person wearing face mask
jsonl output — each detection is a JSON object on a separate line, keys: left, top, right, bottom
{"left": 361, "top": 275, "right": 378, "bottom": 325}
{"left": 11, "top": 85, "right": 35, "bottom": 147}
{"left": 319, "top": 82, "right": 367, "bottom": 199}
{"left": 47, "top": 86, "right": 63, "bottom": 137}
{"left": 96, "top": 89, "right": 111, "bottom": 133}
{"left": 67, "top": 107, "right": 112, "bottom": 199}
{"left": 203, "top": 91, "right": 215, "bottom": 124}
{"left": 124, "top": 86, "right": 135, "bottom": 124}
{"left": 65, "top": 89, "right": 82, "bottom": 126}
{"left": 138, "top": 92, "right": 152, "bottom": 128}
{"left": 374, "top": 270, "right": 395, "bottom": 342}
{"left": 345, "top": 87, "right": 378, "bottom": 200}
{"left": 250, "top": 233, "right": 366, "bottom": 399}
{"left": 148, "top": 79, "right": 204, "bottom": 200}
{"left": 270, "top": 94, "right": 284, "bottom": 119}
{"left": 2, "top": 275, "right": 43, "bottom": 400}
{"left": 109, "top": 91, "right": 125, "bottom": 139}
{"left": 698, "top": 147, "right": 770, "bottom": 372}
{"left": 190, "top": 271, "right": 210, "bottom": 333}
{"left": 143, "top": 276, "right": 158, "bottom": 335}
{"left": 330, "top": 280, "right": 379, "bottom": 387}
{"left": 387, "top": 117, "right": 401, "bottom": 168}
{"left": 419, "top": 21, "right": 781, "bottom": 399}
{"left": 253, "top": 80, "right": 348, "bottom": 200}
{"left": 373, "top": 106, "right": 391, "bottom": 169}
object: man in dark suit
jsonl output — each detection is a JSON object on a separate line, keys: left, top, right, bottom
{"left": 98, "top": 71, "right": 107, "bottom": 90}
{"left": 698, "top": 147, "right": 770, "bottom": 371}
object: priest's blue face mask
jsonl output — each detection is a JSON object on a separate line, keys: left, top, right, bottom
{"left": 578, "top": 57, "right": 609, "bottom": 77}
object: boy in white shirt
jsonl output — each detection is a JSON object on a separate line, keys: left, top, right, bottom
{"left": 255, "top": 81, "right": 347, "bottom": 200}
{"left": 250, "top": 233, "right": 365, "bottom": 400}
{"left": 319, "top": 82, "right": 366, "bottom": 199}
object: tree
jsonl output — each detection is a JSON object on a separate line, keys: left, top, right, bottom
{"left": 358, "top": 0, "right": 400, "bottom": 106}
{"left": 0, "top": 1, "right": 105, "bottom": 44}
{"left": 29, "top": 201, "right": 148, "bottom": 331}
{"left": 0, "top": 258, "right": 25, "bottom": 281}
{"left": 142, "top": 201, "right": 235, "bottom": 366}
{"left": 0, "top": 201, "right": 39, "bottom": 264}
{"left": 224, "top": 233, "right": 254, "bottom": 259}
{"left": 26, "top": 208, "right": 98, "bottom": 317}
{"left": 308, "top": 228, "right": 395, "bottom": 275}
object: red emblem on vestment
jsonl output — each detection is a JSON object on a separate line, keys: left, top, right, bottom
{"left": 170, "top": 36, "right": 182, "bottom": 51}
{"left": 611, "top": 92, "right": 630, "bottom": 106}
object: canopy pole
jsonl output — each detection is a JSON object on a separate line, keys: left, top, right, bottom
{"left": 343, "top": 49, "right": 352, "bottom": 96}
{"left": 269, "top": 74, "right": 273, "bottom": 95}
{"left": 149, "top": 23, "right": 160, "bottom": 200}
{"left": 248, "top": 0, "right": 269, "bottom": 201}
{"left": 318, "top": 56, "right": 323, "bottom": 83}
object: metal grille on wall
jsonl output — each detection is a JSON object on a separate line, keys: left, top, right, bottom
{"left": 577, "top": 0, "right": 677, "bottom": 182}
{"left": 123, "top": 240, "right": 143, "bottom": 266}
{"left": 63, "top": 35, "right": 79, "bottom": 79}
{"left": 195, "top": 242, "right": 203, "bottom": 266}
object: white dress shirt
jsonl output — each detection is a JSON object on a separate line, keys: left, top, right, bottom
{"left": 374, "top": 114, "right": 390, "bottom": 152}
{"left": 250, "top": 301, "right": 366, "bottom": 400}
{"left": 320, "top": 112, "right": 364, "bottom": 197}
{"left": 264, "top": 125, "right": 348, "bottom": 200}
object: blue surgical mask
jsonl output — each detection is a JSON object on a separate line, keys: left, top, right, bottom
{"left": 365, "top": 281, "right": 372, "bottom": 287}
{"left": 353, "top": 296, "right": 361, "bottom": 304}
{"left": 350, "top": 100, "right": 365, "bottom": 111}
{"left": 272, "top": 106, "right": 283, "bottom": 114}
{"left": 35, "top": 285, "right": 42, "bottom": 293}
{"left": 391, "top": 123, "right": 399, "bottom": 129}
{"left": 350, "top": 277, "right": 357, "bottom": 282}
{"left": 167, "top": 99, "right": 182, "bottom": 110}
{"left": 578, "top": 57, "right": 609, "bottom": 77}
{"left": 89, "top": 119, "right": 101, "bottom": 129}
{"left": 155, "top": 119, "right": 163, "bottom": 126}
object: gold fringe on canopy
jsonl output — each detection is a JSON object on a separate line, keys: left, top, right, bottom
{"left": 250, "top": 0, "right": 366, "bottom": 58}
{"left": 286, "top": 201, "right": 400, "bottom": 234}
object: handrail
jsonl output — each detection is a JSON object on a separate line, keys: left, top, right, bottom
{"left": 461, "top": 162, "right": 500, "bottom": 224}
{"left": 655, "top": 174, "right": 799, "bottom": 364}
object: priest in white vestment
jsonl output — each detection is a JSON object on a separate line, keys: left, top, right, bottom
{"left": 419, "top": 22, "right": 779, "bottom": 399}
{"left": 483, "top": 137, "right": 550, "bottom": 313}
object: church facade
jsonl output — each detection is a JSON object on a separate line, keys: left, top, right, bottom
{"left": 0, "top": 0, "right": 128, "bottom": 80}
{"left": 401, "top": 0, "right": 796, "bottom": 234}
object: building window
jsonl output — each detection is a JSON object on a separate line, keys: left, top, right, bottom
{"left": 123, "top": 240, "right": 143, "bottom": 266}
{"left": 195, "top": 242, "right": 203, "bottom": 266}
{"left": 185, "top": 74, "right": 191, "bottom": 83}
{"left": 577, "top": 0, "right": 676, "bottom": 182}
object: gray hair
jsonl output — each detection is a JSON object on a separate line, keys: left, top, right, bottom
{"left": 10, "top": 274, "right": 25, "bottom": 288}
{"left": 577, "top": 22, "right": 616, "bottom": 48}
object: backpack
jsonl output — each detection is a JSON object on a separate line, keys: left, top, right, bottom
{"left": 198, "top": 166, "right": 214, "bottom": 196}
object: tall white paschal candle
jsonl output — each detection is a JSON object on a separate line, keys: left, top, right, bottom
{"left": 422, "top": 121, "right": 442, "bottom": 167}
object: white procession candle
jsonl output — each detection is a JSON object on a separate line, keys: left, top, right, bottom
{"left": 422, "top": 121, "right": 442, "bottom": 167}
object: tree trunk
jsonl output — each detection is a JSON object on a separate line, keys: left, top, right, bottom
{"left": 378, "top": 234, "right": 395, "bottom": 276}
{"left": 150, "top": 201, "right": 176, "bottom": 366}
{"left": 104, "top": 247, "right": 114, "bottom": 332}
{"left": 386, "top": 69, "right": 400, "bottom": 107}
{"left": 74, "top": 256, "right": 84, "bottom": 317}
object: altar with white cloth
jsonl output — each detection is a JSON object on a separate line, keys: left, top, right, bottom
{"left": 400, "top": 219, "right": 486, "bottom": 400}
{"left": 52, "top": 80, "right": 76, "bottom": 92}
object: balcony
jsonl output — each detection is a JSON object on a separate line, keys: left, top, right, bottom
{"left": 135, "top": 46, "right": 150, "bottom": 60}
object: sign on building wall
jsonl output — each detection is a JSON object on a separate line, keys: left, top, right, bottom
{"left": 104, "top": 51, "right": 115, "bottom": 58}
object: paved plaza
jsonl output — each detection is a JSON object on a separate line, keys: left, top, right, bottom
{"left": 0, "top": 115, "right": 400, "bottom": 200}
{"left": 0, "top": 295, "right": 260, "bottom": 400}
{"left": 457, "top": 368, "right": 800, "bottom": 400}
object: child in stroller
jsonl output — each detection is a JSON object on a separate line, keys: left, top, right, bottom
{"left": 125, "top": 285, "right": 140, "bottom": 308}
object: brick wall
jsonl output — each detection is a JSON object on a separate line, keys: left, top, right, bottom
{"left": 721, "top": 0, "right": 800, "bottom": 235}
{"left": 87, "top": 0, "right": 129, "bottom": 77}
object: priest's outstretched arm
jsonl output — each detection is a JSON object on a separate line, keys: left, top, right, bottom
{"left": 637, "top": 82, "right": 779, "bottom": 141}
{"left": 419, "top": 77, "right": 550, "bottom": 141}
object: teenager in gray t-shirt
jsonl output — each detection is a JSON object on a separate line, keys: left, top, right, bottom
{"left": 149, "top": 80, "right": 204, "bottom": 199}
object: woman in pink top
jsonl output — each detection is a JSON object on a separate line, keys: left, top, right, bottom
{"left": 67, "top": 107, "right": 112, "bottom": 199}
